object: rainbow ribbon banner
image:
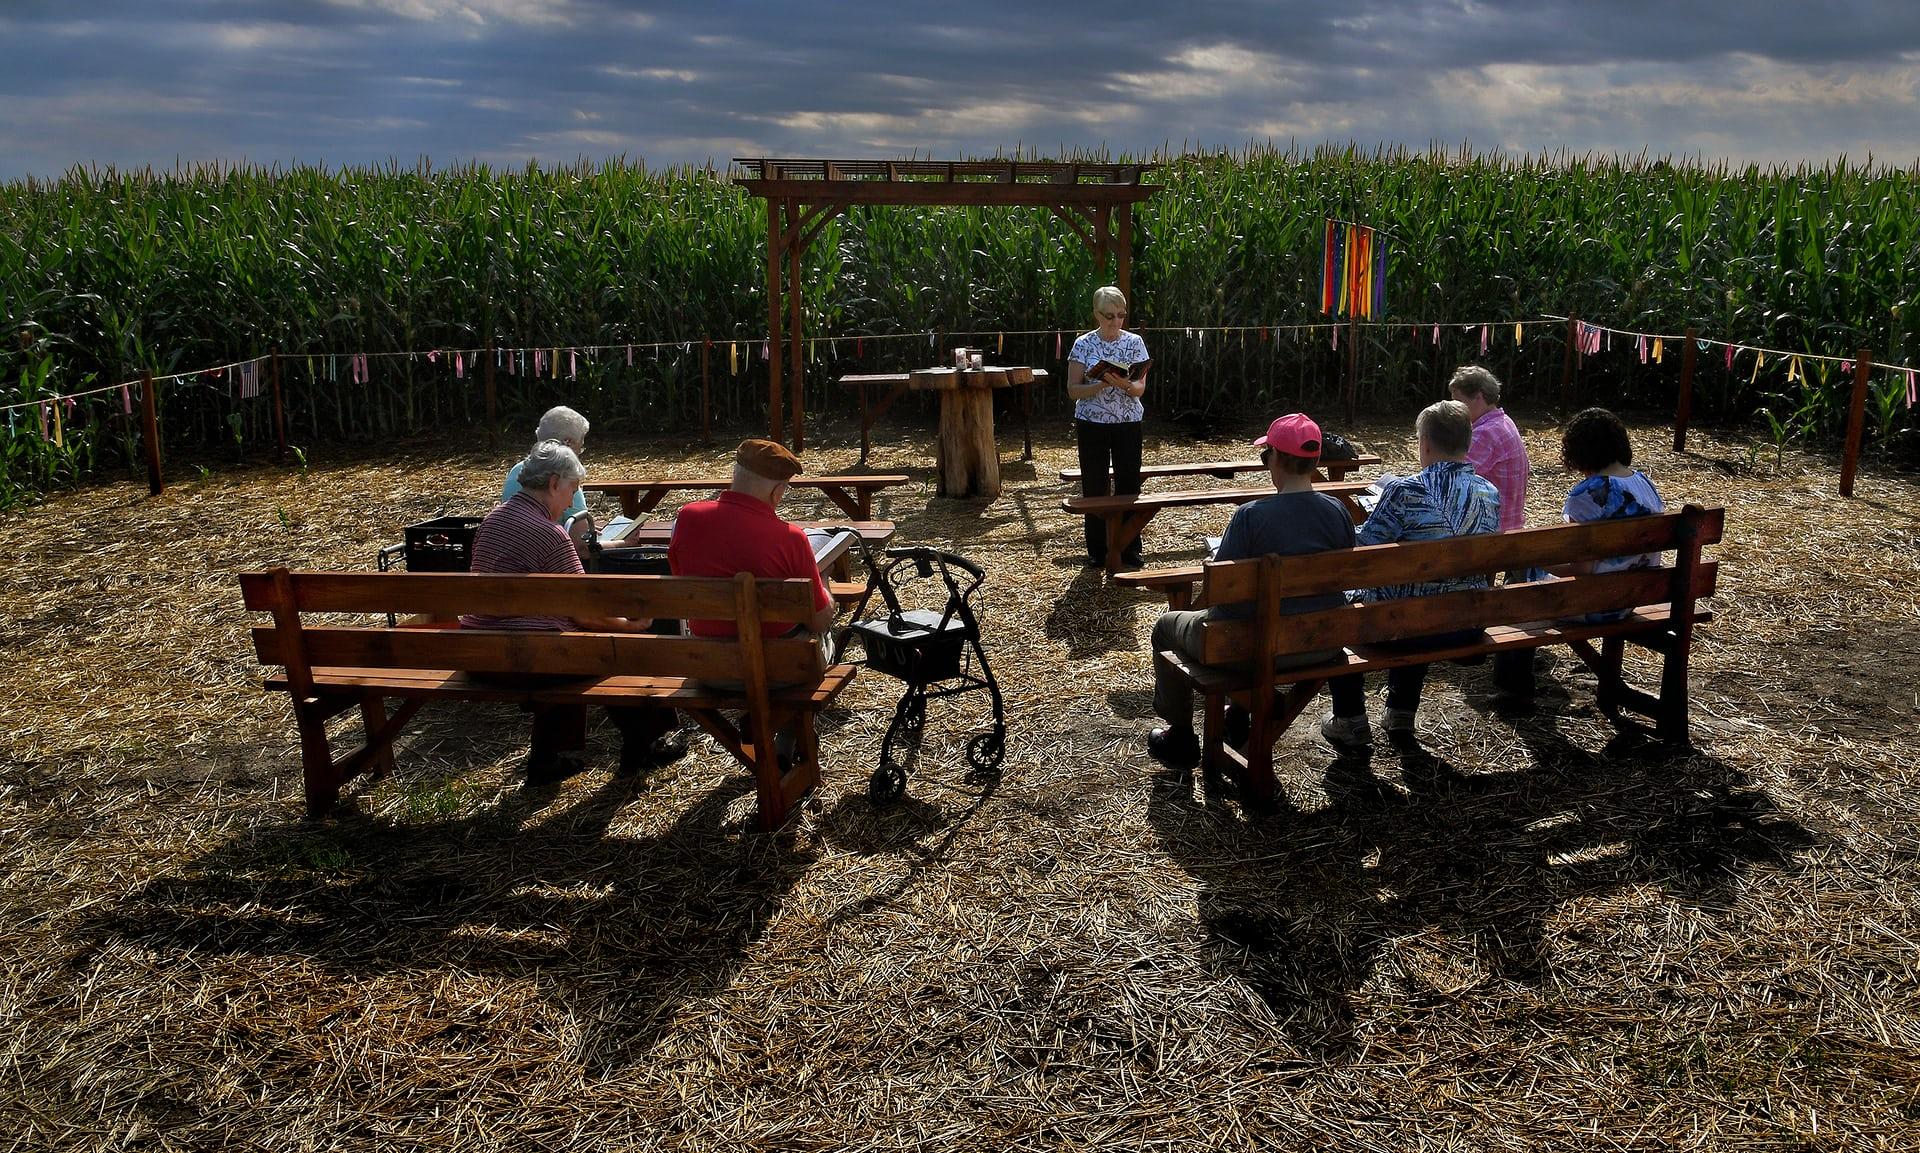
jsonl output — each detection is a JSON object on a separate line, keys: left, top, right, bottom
{"left": 1320, "top": 219, "right": 1388, "bottom": 319}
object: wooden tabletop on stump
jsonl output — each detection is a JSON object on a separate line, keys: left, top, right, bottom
{"left": 908, "top": 365, "right": 1040, "bottom": 500}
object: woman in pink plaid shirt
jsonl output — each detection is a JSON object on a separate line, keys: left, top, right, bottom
{"left": 1449, "top": 365, "right": 1529, "bottom": 531}
{"left": 1449, "top": 365, "right": 1537, "bottom": 704}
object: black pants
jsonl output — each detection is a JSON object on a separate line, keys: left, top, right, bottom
{"left": 472, "top": 671, "right": 676, "bottom": 758}
{"left": 1075, "top": 418, "right": 1143, "bottom": 561}
{"left": 1327, "top": 628, "right": 1487, "bottom": 718}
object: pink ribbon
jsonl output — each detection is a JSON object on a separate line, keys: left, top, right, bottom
{"left": 38, "top": 402, "right": 49, "bottom": 441}
{"left": 121, "top": 383, "right": 133, "bottom": 414}
{"left": 455, "top": 352, "right": 464, "bottom": 379}
{"left": 1479, "top": 324, "right": 1489, "bottom": 354}
{"left": 569, "top": 349, "right": 577, "bottom": 380}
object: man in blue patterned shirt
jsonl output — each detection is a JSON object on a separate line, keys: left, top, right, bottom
{"left": 1320, "top": 400, "right": 1501, "bottom": 752}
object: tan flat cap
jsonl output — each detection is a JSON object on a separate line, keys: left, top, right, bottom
{"left": 736, "top": 437, "right": 804, "bottom": 482}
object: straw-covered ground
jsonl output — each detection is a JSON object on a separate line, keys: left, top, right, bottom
{"left": 2, "top": 408, "right": 1918, "bottom": 1151}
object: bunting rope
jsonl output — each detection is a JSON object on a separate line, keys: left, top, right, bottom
{"left": 4, "top": 316, "right": 1914, "bottom": 416}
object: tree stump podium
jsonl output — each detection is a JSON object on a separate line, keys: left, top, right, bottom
{"left": 908, "top": 365, "right": 1035, "bottom": 499}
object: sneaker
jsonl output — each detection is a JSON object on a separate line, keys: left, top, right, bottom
{"left": 1382, "top": 708, "right": 1418, "bottom": 740}
{"left": 1319, "top": 713, "right": 1373, "bottom": 753}
{"left": 1147, "top": 725, "right": 1201, "bottom": 768}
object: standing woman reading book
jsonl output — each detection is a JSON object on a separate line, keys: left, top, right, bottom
{"left": 1065, "top": 285, "right": 1152, "bottom": 567}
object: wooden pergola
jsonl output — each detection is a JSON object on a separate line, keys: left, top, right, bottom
{"left": 733, "top": 158, "right": 1161, "bottom": 449}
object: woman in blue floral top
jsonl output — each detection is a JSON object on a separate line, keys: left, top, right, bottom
{"left": 1065, "top": 286, "right": 1151, "bottom": 566}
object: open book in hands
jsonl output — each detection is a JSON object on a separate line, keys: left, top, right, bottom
{"left": 1090, "top": 357, "right": 1150, "bottom": 383}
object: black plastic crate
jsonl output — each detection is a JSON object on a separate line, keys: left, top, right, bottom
{"left": 588, "top": 546, "right": 671, "bottom": 576}
{"left": 403, "top": 515, "right": 485, "bottom": 572}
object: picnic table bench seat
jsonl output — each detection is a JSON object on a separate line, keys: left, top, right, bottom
{"left": 1062, "top": 481, "right": 1374, "bottom": 572}
{"left": 241, "top": 567, "right": 858, "bottom": 831}
{"left": 1129, "top": 505, "right": 1725, "bottom": 808}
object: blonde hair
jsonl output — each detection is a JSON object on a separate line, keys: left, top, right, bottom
{"left": 1092, "top": 285, "right": 1127, "bottom": 321}
{"left": 1417, "top": 400, "right": 1474, "bottom": 457}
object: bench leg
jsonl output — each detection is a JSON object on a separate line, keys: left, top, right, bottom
{"left": 1104, "top": 511, "right": 1154, "bottom": 572}
{"left": 1656, "top": 627, "right": 1693, "bottom": 745}
{"left": 360, "top": 693, "right": 395, "bottom": 780}
{"left": 295, "top": 703, "right": 341, "bottom": 818}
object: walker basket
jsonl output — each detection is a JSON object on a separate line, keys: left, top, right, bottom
{"left": 851, "top": 609, "right": 968, "bottom": 682}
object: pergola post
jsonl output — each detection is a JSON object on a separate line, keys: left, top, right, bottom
{"left": 765, "top": 198, "right": 784, "bottom": 443}
{"left": 787, "top": 199, "right": 805, "bottom": 451}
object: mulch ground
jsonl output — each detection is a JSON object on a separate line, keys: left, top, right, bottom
{"left": 2, "top": 409, "right": 1917, "bottom": 1151}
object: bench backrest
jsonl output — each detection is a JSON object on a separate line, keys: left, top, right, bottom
{"left": 1195, "top": 505, "right": 1724, "bottom": 664}
{"left": 240, "top": 569, "right": 829, "bottom": 700}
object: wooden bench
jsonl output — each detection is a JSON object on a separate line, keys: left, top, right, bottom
{"left": 1137, "top": 506, "right": 1724, "bottom": 809}
{"left": 240, "top": 568, "right": 858, "bottom": 831}
{"left": 1062, "top": 481, "right": 1374, "bottom": 572}
{"left": 1060, "top": 453, "right": 1379, "bottom": 485}
{"left": 586, "top": 475, "right": 910, "bottom": 521}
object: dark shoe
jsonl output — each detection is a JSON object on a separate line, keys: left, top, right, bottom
{"left": 618, "top": 728, "right": 691, "bottom": 776}
{"left": 1224, "top": 703, "right": 1252, "bottom": 747}
{"left": 1147, "top": 725, "right": 1201, "bottom": 768}
{"left": 1489, "top": 689, "right": 1537, "bottom": 718}
{"left": 1121, "top": 550, "right": 1145, "bottom": 568}
{"left": 526, "top": 748, "right": 589, "bottom": 786}
{"left": 1082, "top": 553, "right": 1104, "bottom": 568}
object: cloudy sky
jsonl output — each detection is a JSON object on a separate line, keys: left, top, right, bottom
{"left": 4, "top": 0, "right": 1920, "bottom": 180}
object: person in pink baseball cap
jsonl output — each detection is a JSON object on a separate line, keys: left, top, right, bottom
{"left": 1146, "top": 412, "right": 1358, "bottom": 768}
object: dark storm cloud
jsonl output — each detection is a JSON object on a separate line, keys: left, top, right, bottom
{"left": 2, "top": 1, "right": 1918, "bottom": 179}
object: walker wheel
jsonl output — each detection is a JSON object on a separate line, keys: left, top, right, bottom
{"left": 869, "top": 760, "right": 908, "bottom": 804}
{"left": 966, "top": 731, "right": 1005, "bottom": 774}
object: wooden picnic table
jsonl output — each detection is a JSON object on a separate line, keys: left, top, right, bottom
{"left": 1064, "top": 481, "right": 1373, "bottom": 573}
{"left": 839, "top": 366, "right": 1045, "bottom": 485}
{"left": 586, "top": 475, "right": 909, "bottom": 521}
{"left": 621, "top": 519, "right": 895, "bottom": 582}
{"left": 1060, "top": 453, "right": 1379, "bottom": 485}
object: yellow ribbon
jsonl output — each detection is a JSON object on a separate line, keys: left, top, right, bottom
{"left": 1514, "top": 322, "right": 1523, "bottom": 347}
{"left": 1653, "top": 337, "right": 1664, "bottom": 364}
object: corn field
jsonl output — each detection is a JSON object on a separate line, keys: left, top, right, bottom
{"left": 3, "top": 146, "right": 1918, "bottom": 505}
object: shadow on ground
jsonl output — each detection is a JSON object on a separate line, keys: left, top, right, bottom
{"left": 85, "top": 772, "right": 812, "bottom": 1078}
{"left": 1146, "top": 710, "right": 1814, "bottom": 1058}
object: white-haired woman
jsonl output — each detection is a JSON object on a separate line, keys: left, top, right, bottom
{"left": 502, "top": 405, "right": 591, "bottom": 523}
{"left": 463, "top": 440, "right": 681, "bottom": 782}
{"left": 1065, "top": 285, "right": 1150, "bottom": 566}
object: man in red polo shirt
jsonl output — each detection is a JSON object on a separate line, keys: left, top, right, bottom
{"left": 668, "top": 438, "right": 835, "bottom": 638}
